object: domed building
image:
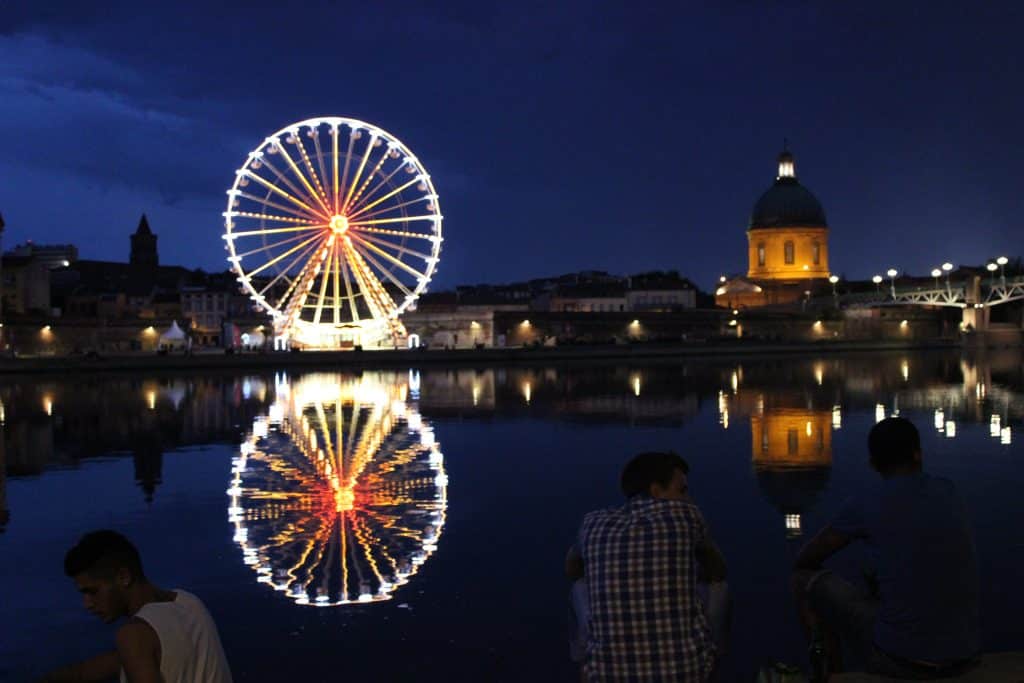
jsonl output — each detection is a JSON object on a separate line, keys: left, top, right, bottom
{"left": 716, "top": 149, "right": 831, "bottom": 308}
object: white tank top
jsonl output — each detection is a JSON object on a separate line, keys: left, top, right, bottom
{"left": 120, "top": 589, "right": 232, "bottom": 683}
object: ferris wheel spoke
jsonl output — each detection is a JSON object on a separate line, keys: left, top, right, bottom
{"left": 227, "top": 211, "right": 313, "bottom": 225}
{"left": 233, "top": 231, "right": 317, "bottom": 261}
{"left": 228, "top": 223, "right": 326, "bottom": 239}
{"left": 342, "top": 134, "right": 377, "bottom": 213}
{"left": 354, "top": 225, "right": 438, "bottom": 240}
{"left": 356, "top": 231, "right": 434, "bottom": 263}
{"left": 244, "top": 232, "right": 325, "bottom": 279}
{"left": 311, "top": 130, "right": 333, "bottom": 213}
{"left": 346, "top": 177, "right": 422, "bottom": 221}
{"left": 351, "top": 214, "right": 439, "bottom": 228}
{"left": 350, "top": 243, "right": 414, "bottom": 299}
{"left": 346, "top": 145, "right": 391, "bottom": 215}
{"left": 345, "top": 162, "right": 407, "bottom": 219}
{"left": 347, "top": 194, "right": 431, "bottom": 224}
{"left": 276, "top": 253, "right": 324, "bottom": 327}
{"left": 332, "top": 241, "right": 342, "bottom": 325}
{"left": 266, "top": 241, "right": 325, "bottom": 307}
{"left": 349, "top": 235, "right": 426, "bottom": 285}
{"left": 352, "top": 517, "right": 387, "bottom": 585}
{"left": 333, "top": 399, "right": 344, "bottom": 477}
{"left": 313, "top": 402, "right": 337, "bottom": 471}
{"left": 291, "top": 130, "right": 331, "bottom": 208}
{"left": 312, "top": 240, "right": 334, "bottom": 325}
{"left": 337, "top": 130, "right": 356, "bottom": 215}
{"left": 257, "top": 238, "right": 320, "bottom": 297}
{"left": 232, "top": 191, "right": 321, "bottom": 223}
{"left": 339, "top": 248, "right": 359, "bottom": 324}
{"left": 271, "top": 140, "right": 333, "bottom": 217}
{"left": 249, "top": 156, "right": 326, "bottom": 218}
{"left": 343, "top": 241, "right": 397, "bottom": 321}
{"left": 241, "top": 170, "right": 322, "bottom": 217}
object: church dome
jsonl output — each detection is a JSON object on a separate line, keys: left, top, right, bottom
{"left": 749, "top": 151, "right": 828, "bottom": 229}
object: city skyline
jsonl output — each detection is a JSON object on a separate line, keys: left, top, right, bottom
{"left": 2, "top": 2, "right": 1023, "bottom": 290}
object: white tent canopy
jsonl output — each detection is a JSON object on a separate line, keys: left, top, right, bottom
{"left": 159, "top": 321, "right": 188, "bottom": 348}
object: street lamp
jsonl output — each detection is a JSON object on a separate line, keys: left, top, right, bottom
{"left": 997, "top": 256, "right": 1008, "bottom": 287}
{"left": 872, "top": 274, "right": 883, "bottom": 293}
{"left": 886, "top": 268, "right": 898, "bottom": 299}
{"left": 931, "top": 268, "right": 942, "bottom": 289}
{"left": 987, "top": 262, "right": 998, "bottom": 287}
{"left": 941, "top": 262, "right": 954, "bottom": 297}
{"left": 828, "top": 275, "right": 839, "bottom": 306}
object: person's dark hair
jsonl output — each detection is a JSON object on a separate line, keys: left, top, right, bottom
{"left": 868, "top": 417, "right": 921, "bottom": 474}
{"left": 64, "top": 530, "right": 145, "bottom": 580}
{"left": 620, "top": 451, "right": 690, "bottom": 498}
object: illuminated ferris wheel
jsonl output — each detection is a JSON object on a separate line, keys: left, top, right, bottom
{"left": 223, "top": 117, "right": 443, "bottom": 349}
{"left": 227, "top": 372, "right": 448, "bottom": 606}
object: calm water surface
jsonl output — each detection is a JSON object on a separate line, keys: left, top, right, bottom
{"left": 1, "top": 350, "right": 1022, "bottom": 681}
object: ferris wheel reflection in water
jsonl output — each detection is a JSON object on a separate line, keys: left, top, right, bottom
{"left": 227, "top": 371, "right": 447, "bottom": 606}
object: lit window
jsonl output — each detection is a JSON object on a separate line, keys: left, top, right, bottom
{"left": 812, "top": 242, "right": 820, "bottom": 265}
{"left": 784, "top": 241, "right": 795, "bottom": 265}
{"left": 757, "top": 243, "right": 766, "bottom": 267}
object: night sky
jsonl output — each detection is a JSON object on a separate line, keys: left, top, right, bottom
{"left": 2, "top": 1, "right": 1022, "bottom": 291}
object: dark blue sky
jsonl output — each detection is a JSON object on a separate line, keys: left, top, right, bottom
{"left": 1, "top": 1, "right": 1022, "bottom": 290}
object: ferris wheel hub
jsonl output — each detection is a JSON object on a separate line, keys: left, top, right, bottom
{"left": 329, "top": 214, "right": 349, "bottom": 234}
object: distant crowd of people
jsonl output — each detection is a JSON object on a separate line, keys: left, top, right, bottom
{"left": 45, "top": 417, "right": 986, "bottom": 681}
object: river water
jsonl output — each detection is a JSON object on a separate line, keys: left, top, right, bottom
{"left": 1, "top": 350, "right": 1021, "bottom": 681}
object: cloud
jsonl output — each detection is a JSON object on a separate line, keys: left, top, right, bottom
{"left": 0, "top": 33, "right": 248, "bottom": 205}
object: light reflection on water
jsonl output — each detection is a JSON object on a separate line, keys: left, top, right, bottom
{"left": 0, "top": 350, "right": 1022, "bottom": 679}
{"left": 227, "top": 372, "right": 447, "bottom": 607}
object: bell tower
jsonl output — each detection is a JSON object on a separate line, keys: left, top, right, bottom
{"left": 130, "top": 214, "right": 159, "bottom": 268}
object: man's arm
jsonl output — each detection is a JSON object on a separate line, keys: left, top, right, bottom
{"left": 695, "top": 535, "right": 728, "bottom": 583}
{"left": 115, "top": 619, "right": 161, "bottom": 683}
{"left": 794, "top": 526, "right": 853, "bottom": 571}
{"left": 565, "top": 544, "right": 584, "bottom": 581}
{"left": 42, "top": 651, "right": 120, "bottom": 682}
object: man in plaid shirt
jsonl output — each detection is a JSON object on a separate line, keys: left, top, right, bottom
{"left": 567, "top": 452, "right": 727, "bottom": 682}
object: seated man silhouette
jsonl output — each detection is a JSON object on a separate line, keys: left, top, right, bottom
{"left": 793, "top": 417, "right": 981, "bottom": 678}
{"left": 45, "top": 530, "right": 233, "bottom": 682}
{"left": 566, "top": 451, "right": 729, "bottom": 682}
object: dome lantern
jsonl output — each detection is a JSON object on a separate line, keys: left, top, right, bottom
{"left": 777, "top": 150, "right": 795, "bottom": 180}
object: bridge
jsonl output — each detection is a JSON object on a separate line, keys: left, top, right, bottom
{"left": 839, "top": 274, "right": 1024, "bottom": 309}
{"left": 812, "top": 272, "right": 1024, "bottom": 334}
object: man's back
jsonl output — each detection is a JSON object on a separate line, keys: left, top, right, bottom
{"left": 125, "top": 590, "right": 232, "bottom": 683}
{"left": 578, "top": 496, "right": 714, "bottom": 681}
{"left": 832, "top": 473, "right": 980, "bottom": 662}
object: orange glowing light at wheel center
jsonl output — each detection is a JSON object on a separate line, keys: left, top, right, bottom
{"left": 329, "top": 214, "right": 350, "bottom": 234}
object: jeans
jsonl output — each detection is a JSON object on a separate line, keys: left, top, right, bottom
{"left": 805, "top": 571, "right": 980, "bottom": 680}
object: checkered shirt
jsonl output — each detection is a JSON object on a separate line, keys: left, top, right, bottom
{"left": 578, "top": 495, "right": 715, "bottom": 682}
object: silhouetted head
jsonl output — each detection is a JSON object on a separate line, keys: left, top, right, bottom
{"left": 64, "top": 530, "right": 146, "bottom": 623}
{"left": 868, "top": 417, "right": 922, "bottom": 477}
{"left": 621, "top": 451, "right": 690, "bottom": 500}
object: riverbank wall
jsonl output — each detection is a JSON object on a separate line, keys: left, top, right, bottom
{"left": 0, "top": 339, "right": 968, "bottom": 376}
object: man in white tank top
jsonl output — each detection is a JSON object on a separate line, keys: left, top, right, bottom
{"left": 43, "top": 530, "right": 233, "bottom": 682}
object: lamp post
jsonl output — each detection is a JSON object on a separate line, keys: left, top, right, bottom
{"left": 828, "top": 275, "right": 839, "bottom": 307}
{"left": 986, "top": 262, "right": 998, "bottom": 288}
{"left": 886, "top": 268, "right": 898, "bottom": 300}
{"left": 931, "top": 268, "right": 941, "bottom": 289}
{"left": 872, "top": 274, "right": 883, "bottom": 294}
{"left": 997, "top": 256, "right": 1008, "bottom": 287}
{"left": 942, "top": 262, "right": 953, "bottom": 297}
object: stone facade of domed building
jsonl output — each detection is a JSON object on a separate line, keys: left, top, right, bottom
{"left": 717, "top": 149, "right": 831, "bottom": 308}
